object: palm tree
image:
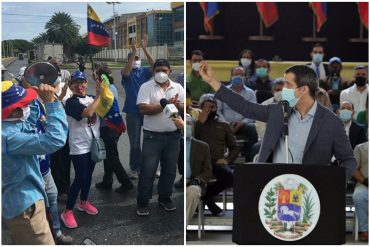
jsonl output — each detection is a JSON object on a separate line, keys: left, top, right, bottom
{"left": 31, "top": 32, "right": 49, "bottom": 45}
{"left": 45, "top": 12, "right": 81, "bottom": 57}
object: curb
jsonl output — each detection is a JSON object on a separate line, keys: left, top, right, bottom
{"left": 1, "top": 57, "right": 18, "bottom": 68}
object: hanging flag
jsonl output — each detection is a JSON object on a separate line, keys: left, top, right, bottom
{"left": 87, "top": 4, "right": 111, "bottom": 47}
{"left": 256, "top": 3, "right": 279, "bottom": 28}
{"left": 311, "top": 2, "right": 327, "bottom": 32}
{"left": 96, "top": 75, "right": 126, "bottom": 133}
{"left": 357, "top": 2, "right": 368, "bottom": 29}
{"left": 199, "top": 2, "right": 220, "bottom": 34}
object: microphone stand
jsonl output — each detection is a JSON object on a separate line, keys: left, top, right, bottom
{"left": 282, "top": 101, "right": 289, "bottom": 163}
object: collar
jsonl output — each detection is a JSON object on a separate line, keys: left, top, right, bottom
{"left": 151, "top": 79, "right": 175, "bottom": 89}
{"left": 293, "top": 100, "right": 318, "bottom": 119}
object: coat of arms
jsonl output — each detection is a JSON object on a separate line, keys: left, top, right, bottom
{"left": 258, "top": 174, "right": 320, "bottom": 241}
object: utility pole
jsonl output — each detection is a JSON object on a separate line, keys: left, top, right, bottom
{"left": 107, "top": 2, "right": 121, "bottom": 63}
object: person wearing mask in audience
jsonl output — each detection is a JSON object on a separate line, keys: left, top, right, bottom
{"left": 307, "top": 43, "right": 329, "bottom": 81}
{"left": 357, "top": 95, "right": 368, "bottom": 139}
{"left": 320, "top": 57, "right": 352, "bottom": 112}
{"left": 95, "top": 66, "right": 134, "bottom": 193}
{"left": 60, "top": 71, "right": 102, "bottom": 229}
{"left": 247, "top": 59, "right": 274, "bottom": 103}
{"left": 2, "top": 81, "right": 67, "bottom": 244}
{"left": 340, "top": 65, "right": 368, "bottom": 119}
{"left": 136, "top": 59, "right": 184, "bottom": 216}
{"left": 186, "top": 88, "right": 201, "bottom": 121}
{"left": 198, "top": 62, "right": 356, "bottom": 182}
{"left": 238, "top": 49, "right": 256, "bottom": 81}
{"left": 352, "top": 141, "right": 369, "bottom": 242}
{"left": 187, "top": 50, "right": 213, "bottom": 102}
{"left": 218, "top": 66, "right": 257, "bottom": 160}
{"left": 121, "top": 35, "right": 154, "bottom": 180}
{"left": 337, "top": 101, "right": 367, "bottom": 149}
{"left": 185, "top": 114, "right": 213, "bottom": 227}
{"left": 195, "top": 94, "right": 239, "bottom": 216}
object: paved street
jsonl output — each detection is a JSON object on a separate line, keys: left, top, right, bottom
{"left": 2, "top": 59, "right": 184, "bottom": 245}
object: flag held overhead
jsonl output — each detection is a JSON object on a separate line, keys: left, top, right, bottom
{"left": 87, "top": 4, "right": 112, "bottom": 47}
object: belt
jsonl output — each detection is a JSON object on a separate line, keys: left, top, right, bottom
{"left": 143, "top": 129, "right": 180, "bottom": 136}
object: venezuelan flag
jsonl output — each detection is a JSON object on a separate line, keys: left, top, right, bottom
{"left": 87, "top": 4, "right": 111, "bottom": 47}
{"left": 256, "top": 2, "right": 279, "bottom": 28}
{"left": 96, "top": 77, "right": 126, "bottom": 133}
{"left": 199, "top": 2, "right": 220, "bottom": 33}
{"left": 311, "top": 2, "right": 327, "bottom": 32}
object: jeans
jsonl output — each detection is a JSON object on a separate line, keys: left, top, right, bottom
{"left": 100, "top": 126, "right": 132, "bottom": 187}
{"left": 66, "top": 153, "right": 96, "bottom": 210}
{"left": 137, "top": 130, "right": 180, "bottom": 206}
{"left": 353, "top": 185, "right": 368, "bottom": 232}
{"left": 43, "top": 169, "right": 61, "bottom": 237}
{"left": 126, "top": 112, "right": 143, "bottom": 172}
{"left": 50, "top": 139, "right": 71, "bottom": 195}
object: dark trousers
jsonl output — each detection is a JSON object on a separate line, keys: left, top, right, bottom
{"left": 236, "top": 123, "right": 258, "bottom": 162}
{"left": 66, "top": 153, "right": 95, "bottom": 210}
{"left": 177, "top": 136, "right": 184, "bottom": 175}
{"left": 50, "top": 140, "right": 71, "bottom": 195}
{"left": 100, "top": 126, "right": 132, "bottom": 187}
{"left": 203, "top": 163, "right": 233, "bottom": 200}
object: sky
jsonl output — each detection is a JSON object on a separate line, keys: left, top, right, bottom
{"left": 1, "top": 2, "right": 172, "bottom": 41}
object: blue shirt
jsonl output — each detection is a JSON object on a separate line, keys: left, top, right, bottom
{"left": 186, "top": 138, "right": 191, "bottom": 178}
{"left": 121, "top": 67, "right": 152, "bottom": 113}
{"left": 2, "top": 101, "right": 68, "bottom": 219}
{"left": 273, "top": 101, "right": 318, "bottom": 164}
{"left": 217, "top": 85, "right": 256, "bottom": 125}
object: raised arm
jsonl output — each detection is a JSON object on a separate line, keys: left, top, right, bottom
{"left": 123, "top": 38, "right": 138, "bottom": 77}
{"left": 141, "top": 34, "right": 155, "bottom": 68}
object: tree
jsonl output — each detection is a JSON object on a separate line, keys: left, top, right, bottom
{"left": 73, "top": 35, "right": 102, "bottom": 58}
{"left": 45, "top": 12, "right": 80, "bottom": 57}
{"left": 31, "top": 32, "right": 49, "bottom": 45}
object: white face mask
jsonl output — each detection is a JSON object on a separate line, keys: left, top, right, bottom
{"left": 4, "top": 105, "right": 31, "bottom": 122}
{"left": 192, "top": 62, "right": 200, "bottom": 72}
{"left": 240, "top": 58, "right": 252, "bottom": 68}
{"left": 154, "top": 72, "right": 169, "bottom": 84}
{"left": 132, "top": 60, "right": 141, "bottom": 69}
{"left": 273, "top": 91, "right": 282, "bottom": 102}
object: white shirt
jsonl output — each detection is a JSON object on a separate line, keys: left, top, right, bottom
{"left": 137, "top": 79, "right": 184, "bottom": 132}
{"left": 340, "top": 84, "right": 368, "bottom": 119}
{"left": 308, "top": 62, "right": 327, "bottom": 80}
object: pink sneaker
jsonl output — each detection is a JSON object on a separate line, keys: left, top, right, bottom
{"left": 77, "top": 201, "right": 98, "bottom": 215}
{"left": 60, "top": 210, "right": 77, "bottom": 229}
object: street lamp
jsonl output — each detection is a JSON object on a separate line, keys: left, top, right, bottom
{"left": 107, "top": 2, "right": 121, "bottom": 63}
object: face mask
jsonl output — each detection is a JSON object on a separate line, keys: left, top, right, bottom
{"left": 240, "top": 58, "right": 252, "bottom": 68}
{"left": 192, "top": 62, "right": 200, "bottom": 72}
{"left": 256, "top": 67, "right": 268, "bottom": 78}
{"left": 355, "top": 77, "right": 367, "bottom": 87}
{"left": 132, "top": 60, "right": 141, "bottom": 69}
{"left": 4, "top": 105, "right": 31, "bottom": 122}
{"left": 231, "top": 76, "right": 244, "bottom": 86}
{"left": 313, "top": 54, "right": 323, "bottom": 64}
{"left": 154, "top": 72, "right": 169, "bottom": 84}
{"left": 281, "top": 87, "right": 303, "bottom": 108}
{"left": 339, "top": 109, "right": 352, "bottom": 122}
{"left": 274, "top": 91, "right": 282, "bottom": 102}
{"left": 186, "top": 125, "right": 192, "bottom": 138}
{"left": 207, "top": 110, "right": 217, "bottom": 122}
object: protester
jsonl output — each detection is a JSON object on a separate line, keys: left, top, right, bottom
{"left": 2, "top": 81, "right": 67, "bottom": 244}
{"left": 307, "top": 43, "right": 329, "bottom": 80}
{"left": 121, "top": 36, "right": 154, "bottom": 179}
{"left": 77, "top": 56, "right": 86, "bottom": 73}
{"left": 60, "top": 71, "right": 102, "bottom": 229}
{"left": 198, "top": 62, "right": 356, "bottom": 181}
{"left": 136, "top": 59, "right": 184, "bottom": 216}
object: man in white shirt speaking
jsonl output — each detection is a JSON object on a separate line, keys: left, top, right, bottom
{"left": 136, "top": 59, "right": 184, "bottom": 216}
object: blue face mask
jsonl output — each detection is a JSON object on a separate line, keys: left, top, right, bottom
{"left": 313, "top": 54, "right": 323, "bottom": 64}
{"left": 256, "top": 67, "right": 268, "bottom": 78}
{"left": 281, "top": 87, "right": 303, "bottom": 108}
{"left": 231, "top": 76, "right": 244, "bottom": 86}
{"left": 339, "top": 109, "right": 352, "bottom": 122}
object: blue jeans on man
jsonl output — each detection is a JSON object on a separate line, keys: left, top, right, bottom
{"left": 126, "top": 112, "right": 143, "bottom": 173}
{"left": 353, "top": 185, "right": 369, "bottom": 232}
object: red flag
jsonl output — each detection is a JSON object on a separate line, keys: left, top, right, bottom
{"left": 311, "top": 2, "right": 327, "bottom": 32}
{"left": 256, "top": 2, "right": 279, "bottom": 28}
{"left": 199, "top": 2, "right": 220, "bottom": 33}
{"left": 357, "top": 2, "right": 368, "bottom": 29}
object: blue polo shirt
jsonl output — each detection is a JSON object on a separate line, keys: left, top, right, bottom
{"left": 121, "top": 67, "right": 152, "bottom": 113}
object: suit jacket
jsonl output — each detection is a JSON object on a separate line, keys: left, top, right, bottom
{"left": 349, "top": 121, "right": 367, "bottom": 149}
{"left": 215, "top": 85, "right": 356, "bottom": 181}
{"left": 190, "top": 138, "right": 213, "bottom": 194}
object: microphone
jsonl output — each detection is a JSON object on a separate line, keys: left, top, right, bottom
{"left": 160, "top": 98, "right": 179, "bottom": 118}
{"left": 281, "top": 100, "right": 289, "bottom": 136}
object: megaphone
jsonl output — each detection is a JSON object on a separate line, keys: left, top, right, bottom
{"left": 24, "top": 62, "right": 59, "bottom": 86}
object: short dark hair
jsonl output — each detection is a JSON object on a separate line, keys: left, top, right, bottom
{"left": 312, "top": 43, "right": 324, "bottom": 50}
{"left": 153, "top": 59, "right": 170, "bottom": 69}
{"left": 285, "top": 65, "right": 318, "bottom": 98}
{"left": 256, "top": 58, "right": 270, "bottom": 69}
{"left": 191, "top": 50, "right": 204, "bottom": 58}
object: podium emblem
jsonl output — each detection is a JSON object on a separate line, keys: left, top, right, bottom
{"left": 258, "top": 174, "right": 320, "bottom": 241}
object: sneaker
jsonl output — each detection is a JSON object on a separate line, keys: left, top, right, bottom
{"left": 95, "top": 181, "right": 112, "bottom": 190}
{"left": 60, "top": 210, "right": 77, "bottom": 229}
{"left": 174, "top": 176, "right": 184, "bottom": 188}
{"left": 204, "top": 198, "right": 224, "bottom": 216}
{"left": 55, "top": 233, "right": 74, "bottom": 245}
{"left": 159, "top": 199, "right": 176, "bottom": 212}
{"left": 129, "top": 171, "right": 139, "bottom": 179}
{"left": 77, "top": 201, "right": 98, "bottom": 215}
{"left": 136, "top": 205, "right": 149, "bottom": 216}
{"left": 115, "top": 183, "right": 134, "bottom": 193}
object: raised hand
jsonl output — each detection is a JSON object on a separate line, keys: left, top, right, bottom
{"left": 37, "top": 83, "right": 56, "bottom": 103}
{"left": 131, "top": 37, "right": 137, "bottom": 53}
{"left": 199, "top": 61, "right": 221, "bottom": 91}
{"left": 141, "top": 34, "right": 148, "bottom": 49}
